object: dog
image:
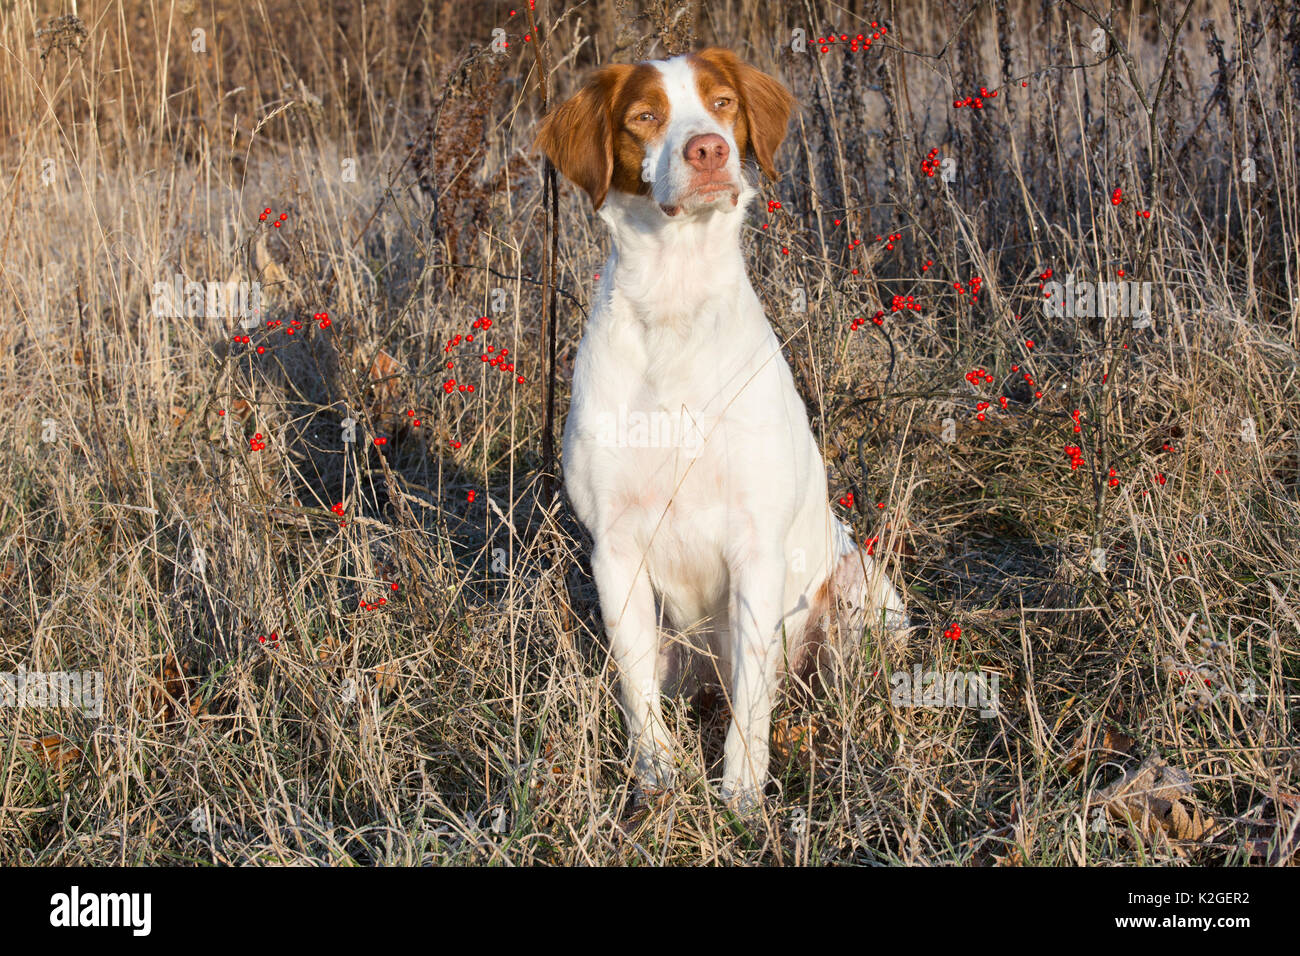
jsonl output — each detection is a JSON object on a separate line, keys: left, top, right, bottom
{"left": 536, "top": 47, "right": 908, "bottom": 807}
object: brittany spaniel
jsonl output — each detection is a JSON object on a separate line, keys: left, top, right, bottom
{"left": 537, "top": 47, "right": 908, "bottom": 807}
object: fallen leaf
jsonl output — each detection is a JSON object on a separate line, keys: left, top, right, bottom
{"left": 1064, "top": 723, "right": 1138, "bottom": 775}
{"left": 25, "top": 734, "right": 83, "bottom": 771}
{"left": 368, "top": 349, "right": 403, "bottom": 421}
{"left": 136, "top": 653, "right": 195, "bottom": 724}
{"left": 374, "top": 660, "right": 401, "bottom": 693}
{"left": 772, "top": 716, "right": 816, "bottom": 761}
{"left": 316, "top": 635, "right": 342, "bottom": 663}
{"left": 1094, "top": 754, "right": 1214, "bottom": 846}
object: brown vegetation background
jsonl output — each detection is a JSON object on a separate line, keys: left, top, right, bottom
{"left": 0, "top": 0, "right": 1297, "bottom": 864}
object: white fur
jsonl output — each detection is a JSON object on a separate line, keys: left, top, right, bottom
{"left": 641, "top": 57, "right": 743, "bottom": 212}
{"left": 561, "top": 54, "right": 908, "bottom": 807}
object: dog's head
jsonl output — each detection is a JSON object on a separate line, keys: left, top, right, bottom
{"left": 535, "top": 47, "right": 795, "bottom": 217}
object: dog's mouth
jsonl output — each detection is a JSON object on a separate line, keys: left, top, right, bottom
{"left": 660, "top": 179, "right": 740, "bottom": 218}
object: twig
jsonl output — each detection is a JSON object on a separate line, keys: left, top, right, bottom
{"left": 525, "top": 2, "right": 560, "bottom": 505}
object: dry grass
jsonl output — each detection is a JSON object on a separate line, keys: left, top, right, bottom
{"left": 0, "top": 0, "right": 1297, "bottom": 865}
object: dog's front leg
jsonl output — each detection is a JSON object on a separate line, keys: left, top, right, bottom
{"left": 720, "top": 558, "right": 786, "bottom": 808}
{"left": 591, "top": 540, "right": 675, "bottom": 791}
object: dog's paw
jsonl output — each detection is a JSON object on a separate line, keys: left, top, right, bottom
{"left": 632, "top": 750, "right": 677, "bottom": 794}
{"left": 718, "top": 781, "right": 766, "bottom": 815}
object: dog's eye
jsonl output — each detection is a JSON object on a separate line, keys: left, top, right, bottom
{"left": 635, "top": 111, "right": 658, "bottom": 123}
{"left": 712, "top": 97, "right": 732, "bottom": 110}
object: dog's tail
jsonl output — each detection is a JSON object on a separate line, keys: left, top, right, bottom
{"left": 790, "top": 519, "right": 910, "bottom": 689}
{"left": 830, "top": 518, "right": 910, "bottom": 651}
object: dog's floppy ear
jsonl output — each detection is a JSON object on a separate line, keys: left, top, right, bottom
{"left": 735, "top": 59, "right": 795, "bottom": 181}
{"left": 534, "top": 64, "right": 632, "bottom": 210}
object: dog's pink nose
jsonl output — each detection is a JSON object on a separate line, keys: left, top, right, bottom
{"left": 683, "top": 134, "right": 729, "bottom": 171}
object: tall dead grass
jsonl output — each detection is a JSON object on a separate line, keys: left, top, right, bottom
{"left": 0, "top": 0, "right": 1296, "bottom": 864}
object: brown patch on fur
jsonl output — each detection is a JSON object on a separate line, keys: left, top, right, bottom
{"left": 686, "top": 49, "right": 747, "bottom": 162}
{"left": 537, "top": 51, "right": 794, "bottom": 209}
{"left": 534, "top": 63, "right": 635, "bottom": 209}
{"left": 689, "top": 47, "right": 795, "bottom": 180}
{"left": 789, "top": 574, "right": 833, "bottom": 695}
{"left": 608, "top": 64, "right": 669, "bottom": 201}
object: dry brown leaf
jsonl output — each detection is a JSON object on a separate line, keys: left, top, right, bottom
{"left": 25, "top": 734, "right": 83, "bottom": 770}
{"left": 374, "top": 661, "right": 401, "bottom": 693}
{"left": 368, "top": 349, "right": 403, "bottom": 421}
{"left": 1095, "top": 754, "right": 1214, "bottom": 846}
{"left": 170, "top": 405, "right": 189, "bottom": 429}
{"left": 136, "top": 653, "right": 194, "bottom": 723}
{"left": 369, "top": 348, "right": 400, "bottom": 380}
{"left": 161, "top": 653, "right": 184, "bottom": 696}
{"left": 1064, "top": 723, "right": 1138, "bottom": 775}
{"left": 1245, "top": 831, "right": 1300, "bottom": 865}
{"left": 772, "top": 716, "right": 817, "bottom": 766}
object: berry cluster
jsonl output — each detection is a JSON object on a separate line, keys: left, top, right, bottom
{"left": 953, "top": 274, "right": 982, "bottom": 304}
{"left": 953, "top": 86, "right": 997, "bottom": 109}
{"left": 849, "top": 310, "right": 887, "bottom": 331}
{"left": 258, "top": 207, "right": 288, "bottom": 227}
{"left": 815, "top": 23, "right": 887, "bottom": 54}
{"left": 921, "top": 147, "right": 942, "bottom": 178}
{"left": 359, "top": 580, "right": 400, "bottom": 612}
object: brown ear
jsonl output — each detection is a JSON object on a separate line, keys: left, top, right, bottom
{"left": 735, "top": 60, "right": 795, "bottom": 180}
{"left": 534, "top": 64, "right": 632, "bottom": 209}
{"left": 691, "top": 48, "right": 795, "bottom": 181}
